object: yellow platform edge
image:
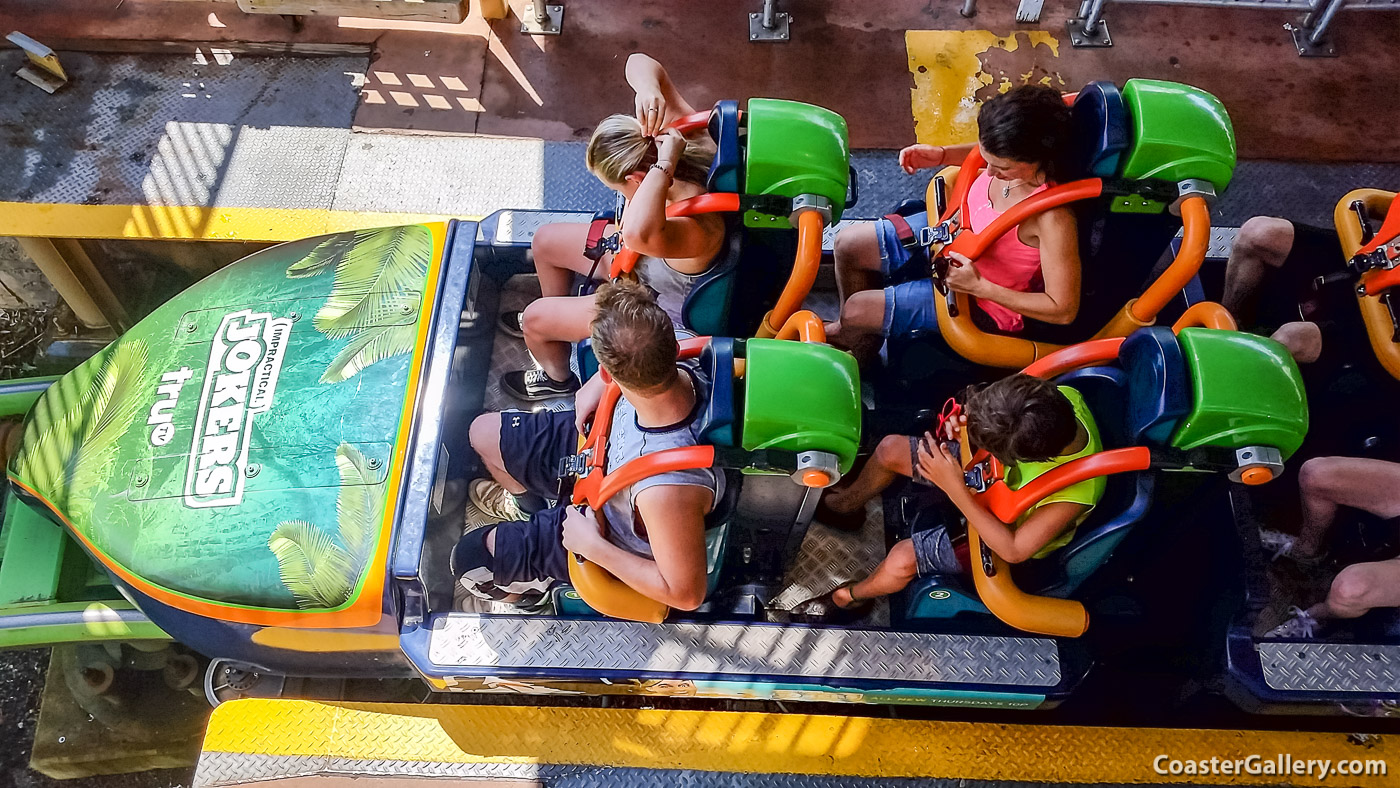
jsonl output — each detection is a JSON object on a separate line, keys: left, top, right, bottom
{"left": 201, "top": 699, "right": 1393, "bottom": 786}
{"left": 0, "top": 202, "right": 465, "bottom": 243}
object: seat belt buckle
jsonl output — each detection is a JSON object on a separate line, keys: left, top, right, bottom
{"left": 556, "top": 449, "right": 593, "bottom": 481}
{"left": 918, "top": 221, "right": 955, "bottom": 248}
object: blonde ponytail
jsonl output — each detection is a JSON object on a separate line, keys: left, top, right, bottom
{"left": 585, "top": 114, "right": 714, "bottom": 187}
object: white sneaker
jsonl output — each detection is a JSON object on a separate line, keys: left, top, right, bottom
{"left": 468, "top": 479, "right": 526, "bottom": 524}
{"left": 1266, "top": 606, "right": 1320, "bottom": 639}
{"left": 1258, "top": 529, "right": 1297, "bottom": 560}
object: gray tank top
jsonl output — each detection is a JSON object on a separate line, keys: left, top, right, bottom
{"left": 634, "top": 255, "right": 705, "bottom": 329}
{"left": 600, "top": 364, "right": 724, "bottom": 559}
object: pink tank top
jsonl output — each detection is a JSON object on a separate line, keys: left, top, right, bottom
{"left": 964, "top": 170, "right": 1048, "bottom": 333}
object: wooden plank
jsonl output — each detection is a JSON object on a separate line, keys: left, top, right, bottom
{"left": 235, "top": 0, "right": 467, "bottom": 23}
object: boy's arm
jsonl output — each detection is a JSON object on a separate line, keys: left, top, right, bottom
{"left": 917, "top": 437, "right": 1088, "bottom": 564}
{"left": 561, "top": 485, "right": 710, "bottom": 610}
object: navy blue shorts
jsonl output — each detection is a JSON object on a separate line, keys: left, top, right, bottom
{"left": 490, "top": 505, "right": 572, "bottom": 586}
{"left": 498, "top": 409, "right": 579, "bottom": 498}
{"left": 911, "top": 525, "right": 965, "bottom": 576}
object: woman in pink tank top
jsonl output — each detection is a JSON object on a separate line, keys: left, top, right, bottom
{"left": 828, "top": 85, "right": 1081, "bottom": 352}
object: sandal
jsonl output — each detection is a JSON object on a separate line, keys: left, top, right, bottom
{"left": 822, "top": 581, "right": 873, "bottom": 624}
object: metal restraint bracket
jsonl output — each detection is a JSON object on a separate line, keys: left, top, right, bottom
{"left": 520, "top": 0, "right": 563, "bottom": 35}
{"left": 789, "top": 194, "right": 833, "bottom": 227}
{"left": 1017, "top": 0, "right": 1047, "bottom": 22}
{"left": 1229, "top": 446, "right": 1285, "bottom": 485}
{"left": 1171, "top": 179, "right": 1218, "bottom": 215}
{"left": 750, "top": 0, "right": 791, "bottom": 42}
{"left": 1287, "top": 0, "right": 1344, "bottom": 56}
{"left": 1066, "top": 0, "right": 1112, "bottom": 47}
{"left": 7, "top": 32, "right": 69, "bottom": 93}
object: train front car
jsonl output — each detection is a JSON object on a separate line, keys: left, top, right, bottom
{"left": 5, "top": 221, "right": 468, "bottom": 680}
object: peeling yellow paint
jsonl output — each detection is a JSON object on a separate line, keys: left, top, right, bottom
{"left": 906, "top": 30, "right": 1063, "bottom": 146}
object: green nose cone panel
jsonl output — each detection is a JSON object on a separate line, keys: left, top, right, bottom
{"left": 1169, "top": 328, "right": 1308, "bottom": 459}
{"left": 7, "top": 225, "right": 445, "bottom": 616}
{"left": 741, "top": 339, "right": 861, "bottom": 472}
{"left": 1121, "top": 79, "right": 1236, "bottom": 190}
{"left": 743, "top": 98, "right": 850, "bottom": 229}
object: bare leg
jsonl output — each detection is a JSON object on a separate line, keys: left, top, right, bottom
{"left": 531, "top": 222, "right": 613, "bottom": 299}
{"left": 824, "top": 434, "right": 914, "bottom": 515}
{"left": 826, "top": 289, "right": 887, "bottom": 364}
{"left": 1309, "top": 557, "right": 1400, "bottom": 620}
{"left": 469, "top": 412, "right": 526, "bottom": 495}
{"left": 521, "top": 293, "right": 600, "bottom": 382}
{"left": 1222, "top": 216, "right": 1294, "bottom": 325}
{"left": 833, "top": 223, "right": 885, "bottom": 306}
{"left": 1271, "top": 321, "right": 1322, "bottom": 364}
{"left": 1296, "top": 457, "right": 1400, "bottom": 558}
{"left": 835, "top": 540, "right": 920, "bottom": 605}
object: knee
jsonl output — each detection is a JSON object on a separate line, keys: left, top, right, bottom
{"left": 520, "top": 299, "right": 550, "bottom": 338}
{"left": 841, "top": 290, "right": 885, "bottom": 328}
{"left": 889, "top": 540, "right": 919, "bottom": 580}
{"left": 1233, "top": 217, "right": 1294, "bottom": 267}
{"left": 1329, "top": 564, "right": 1375, "bottom": 610}
{"left": 530, "top": 223, "right": 568, "bottom": 262}
{"left": 834, "top": 224, "right": 878, "bottom": 269}
{"left": 874, "top": 434, "right": 907, "bottom": 469}
{"left": 469, "top": 412, "right": 501, "bottom": 456}
{"left": 1298, "top": 457, "right": 1347, "bottom": 501}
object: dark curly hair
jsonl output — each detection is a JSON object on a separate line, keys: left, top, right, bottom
{"left": 977, "top": 84, "right": 1074, "bottom": 184}
{"left": 965, "top": 374, "right": 1078, "bottom": 465}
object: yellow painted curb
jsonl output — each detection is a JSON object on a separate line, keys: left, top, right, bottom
{"left": 0, "top": 202, "right": 463, "bottom": 242}
{"left": 203, "top": 699, "right": 1393, "bottom": 785}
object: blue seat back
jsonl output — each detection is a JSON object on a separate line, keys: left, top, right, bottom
{"left": 1119, "top": 327, "right": 1191, "bottom": 445}
{"left": 698, "top": 337, "right": 739, "bottom": 448}
{"left": 706, "top": 100, "right": 743, "bottom": 194}
{"left": 1055, "top": 365, "right": 1129, "bottom": 449}
{"left": 1034, "top": 473, "right": 1155, "bottom": 597}
{"left": 1071, "top": 81, "right": 1130, "bottom": 179}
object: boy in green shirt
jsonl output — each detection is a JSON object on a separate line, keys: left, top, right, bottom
{"left": 818, "top": 374, "right": 1105, "bottom": 613}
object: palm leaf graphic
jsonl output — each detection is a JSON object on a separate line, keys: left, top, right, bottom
{"left": 334, "top": 443, "right": 381, "bottom": 569}
{"left": 285, "top": 233, "right": 355, "bottom": 279}
{"left": 11, "top": 340, "right": 148, "bottom": 521}
{"left": 318, "top": 323, "right": 416, "bottom": 384}
{"left": 311, "top": 226, "right": 430, "bottom": 339}
{"left": 268, "top": 520, "right": 357, "bottom": 609}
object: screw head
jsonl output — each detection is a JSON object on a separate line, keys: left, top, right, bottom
{"left": 367, "top": 457, "right": 382, "bottom": 470}
{"left": 133, "top": 474, "right": 148, "bottom": 487}
{"left": 400, "top": 303, "right": 414, "bottom": 315}
{"left": 289, "top": 311, "right": 300, "bottom": 321}
{"left": 244, "top": 464, "right": 260, "bottom": 478}
{"left": 185, "top": 322, "right": 198, "bottom": 333}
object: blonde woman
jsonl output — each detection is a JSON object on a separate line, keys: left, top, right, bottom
{"left": 501, "top": 53, "right": 726, "bottom": 401}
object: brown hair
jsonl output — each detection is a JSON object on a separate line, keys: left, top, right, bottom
{"left": 965, "top": 374, "right": 1078, "bottom": 465}
{"left": 591, "top": 279, "right": 679, "bottom": 393}
{"left": 585, "top": 114, "right": 714, "bottom": 187}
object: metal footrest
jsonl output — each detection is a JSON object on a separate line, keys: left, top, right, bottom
{"left": 426, "top": 615, "right": 1061, "bottom": 687}
{"left": 1259, "top": 641, "right": 1400, "bottom": 693}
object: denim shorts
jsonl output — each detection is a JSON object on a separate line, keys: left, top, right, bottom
{"left": 911, "top": 525, "right": 964, "bottom": 576}
{"left": 874, "top": 211, "right": 940, "bottom": 338}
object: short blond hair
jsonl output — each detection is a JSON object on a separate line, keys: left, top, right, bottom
{"left": 585, "top": 114, "right": 714, "bottom": 187}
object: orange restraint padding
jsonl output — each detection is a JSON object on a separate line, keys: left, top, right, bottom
{"left": 1171, "top": 301, "right": 1237, "bottom": 332}
{"left": 670, "top": 109, "right": 713, "bottom": 136}
{"left": 1021, "top": 337, "right": 1125, "bottom": 379}
{"left": 756, "top": 210, "right": 825, "bottom": 338}
{"left": 609, "top": 193, "right": 743, "bottom": 278}
{"left": 1130, "top": 195, "right": 1211, "bottom": 323}
{"left": 968, "top": 446, "right": 1152, "bottom": 639}
{"left": 1336, "top": 189, "right": 1400, "bottom": 381}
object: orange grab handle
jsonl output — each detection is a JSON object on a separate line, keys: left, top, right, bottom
{"left": 1130, "top": 195, "right": 1210, "bottom": 323}
{"left": 1020, "top": 337, "right": 1125, "bottom": 379}
{"left": 774, "top": 309, "right": 827, "bottom": 343}
{"left": 756, "top": 210, "right": 825, "bottom": 339}
{"left": 944, "top": 179, "right": 1104, "bottom": 262}
{"left": 579, "top": 445, "right": 717, "bottom": 510}
{"left": 942, "top": 147, "right": 984, "bottom": 224}
{"left": 670, "top": 109, "right": 713, "bottom": 136}
{"left": 932, "top": 291, "right": 1063, "bottom": 369}
{"left": 977, "top": 446, "right": 1152, "bottom": 524}
{"left": 610, "top": 193, "right": 744, "bottom": 278}
{"left": 1172, "top": 301, "right": 1237, "bottom": 332}
{"left": 968, "top": 527, "right": 1089, "bottom": 638}
{"left": 1334, "top": 190, "right": 1400, "bottom": 381}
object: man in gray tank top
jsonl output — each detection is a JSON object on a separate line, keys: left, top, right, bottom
{"left": 454, "top": 279, "right": 722, "bottom": 611}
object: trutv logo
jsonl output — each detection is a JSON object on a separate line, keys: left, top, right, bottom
{"left": 183, "top": 309, "right": 292, "bottom": 508}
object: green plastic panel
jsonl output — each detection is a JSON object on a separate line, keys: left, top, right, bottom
{"left": 0, "top": 377, "right": 58, "bottom": 419}
{"left": 1120, "top": 79, "right": 1236, "bottom": 190}
{"left": 1170, "top": 328, "right": 1308, "bottom": 458}
{"left": 740, "top": 339, "right": 860, "bottom": 471}
{"left": 742, "top": 99, "right": 850, "bottom": 229}
{"left": 0, "top": 495, "right": 64, "bottom": 606}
